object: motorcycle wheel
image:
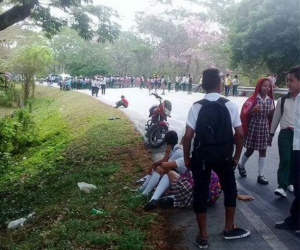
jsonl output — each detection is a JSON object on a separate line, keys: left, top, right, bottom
{"left": 147, "top": 125, "right": 168, "bottom": 148}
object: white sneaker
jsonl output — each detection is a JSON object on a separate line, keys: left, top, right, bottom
{"left": 287, "top": 185, "right": 294, "bottom": 193}
{"left": 135, "top": 177, "right": 147, "bottom": 184}
{"left": 274, "top": 188, "right": 287, "bottom": 197}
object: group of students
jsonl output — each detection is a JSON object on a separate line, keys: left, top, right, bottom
{"left": 145, "top": 74, "right": 194, "bottom": 95}
{"left": 90, "top": 77, "right": 108, "bottom": 97}
{"left": 223, "top": 74, "right": 240, "bottom": 97}
{"left": 134, "top": 66, "right": 300, "bottom": 249}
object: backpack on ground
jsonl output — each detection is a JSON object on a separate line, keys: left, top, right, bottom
{"left": 192, "top": 98, "right": 234, "bottom": 165}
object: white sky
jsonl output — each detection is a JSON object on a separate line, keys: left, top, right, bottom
{"left": 93, "top": 0, "right": 203, "bottom": 30}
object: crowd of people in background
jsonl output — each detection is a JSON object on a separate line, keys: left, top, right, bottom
{"left": 46, "top": 72, "right": 279, "bottom": 98}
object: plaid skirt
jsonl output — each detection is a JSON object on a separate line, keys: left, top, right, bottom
{"left": 244, "top": 98, "right": 273, "bottom": 150}
{"left": 172, "top": 171, "right": 222, "bottom": 208}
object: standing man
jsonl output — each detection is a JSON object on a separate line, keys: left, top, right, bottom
{"left": 231, "top": 75, "right": 239, "bottom": 97}
{"left": 167, "top": 76, "right": 172, "bottom": 92}
{"left": 140, "top": 75, "right": 145, "bottom": 89}
{"left": 182, "top": 74, "right": 187, "bottom": 92}
{"left": 275, "top": 66, "right": 300, "bottom": 237}
{"left": 175, "top": 76, "right": 180, "bottom": 92}
{"left": 101, "top": 75, "right": 107, "bottom": 95}
{"left": 182, "top": 68, "right": 250, "bottom": 248}
{"left": 270, "top": 70, "right": 300, "bottom": 197}
{"left": 188, "top": 74, "right": 193, "bottom": 94}
{"left": 224, "top": 73, "right": 231, "bottom": 97}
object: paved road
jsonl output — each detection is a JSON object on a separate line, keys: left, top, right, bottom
{"left": 52, "top": 85, "right": 300, "bottom": 249}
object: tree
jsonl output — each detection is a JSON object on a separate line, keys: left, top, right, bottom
{"left": 9, "top": 45, "right": 53, "bottom": 102}
{"left": 0, "top": 1, "right": 120, "bottom": 42}
{"left": 230, "top": 0, "right": 300, "bottom": 85}
{"left": 49, "top": 28, "right": 84, "bottom": 74}
{"left": 107, "top": 32, "right": 153, "bottom": 76}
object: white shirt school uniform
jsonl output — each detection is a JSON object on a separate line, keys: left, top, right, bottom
{"left": 293, "top": 93, "right": 300, "bottom": 151}
{"left": 186, "top": 92, "right": 242, "bottom": 130}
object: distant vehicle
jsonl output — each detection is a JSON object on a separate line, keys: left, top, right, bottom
{"left": 47, "top": 74, "right": 61, "bottom": 84}
{"left": 60, "top": 73, "right": 71, "bottom": 80}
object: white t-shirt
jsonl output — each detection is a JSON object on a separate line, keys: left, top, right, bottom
{"left": 231, "top": 78, "right": 239, "bottom": 86}
{"left": 168, "top": 144, "right": 186, "bottom": 173}
{"left": 186, "top": 92, "right": 242, "bottom": 130}
{"left": 293, "top": 93, "right": 300, "bottom": 151}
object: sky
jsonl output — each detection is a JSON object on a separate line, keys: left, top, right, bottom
{"left": 93, "top": 0, "right": 203, "bottom": 30}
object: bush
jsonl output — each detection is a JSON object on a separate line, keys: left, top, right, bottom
{"left": 0, "top": 108, "right": 37, "bottom": 157}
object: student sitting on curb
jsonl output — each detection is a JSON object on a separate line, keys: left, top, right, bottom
{"left": 114, "top": 95, "right": 128, "bottom": 108}
{"left": 134, "top": 131, "right": 185, "bottom": 198}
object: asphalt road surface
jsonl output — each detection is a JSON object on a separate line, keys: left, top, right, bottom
{"left": 54, "top": 85, "right": 300, "bottom": 250}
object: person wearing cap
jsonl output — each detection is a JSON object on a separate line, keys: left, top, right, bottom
{"left": 135, "top": 131, "right": 186, "bottom": 199}
{"left": 114, "top": 95, "right": 129, "bottom": 108}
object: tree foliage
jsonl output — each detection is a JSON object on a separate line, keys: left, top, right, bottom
{"left": 0, "top": 0, "right": 120, "bottom": 43}
{"left": 9, "top": 45, "right": 53, "bottom": 101}
{"left": 230, "top": 0, "right": 300, "bottom": 84}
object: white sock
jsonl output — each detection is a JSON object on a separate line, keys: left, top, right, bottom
{"left": 258, "top": 157, "right": 266, "bottom": 176}
{"left": 240, "top": 154, "right": 249, "bottom": 168}
{"left": 150, "top": 174, "right": 170, "bottom": 201}
{"left": 137, "top": 174, "right": 151, "bottom": 191}
{"left": 142, "top": 172, "right": 161, "bottom": 196}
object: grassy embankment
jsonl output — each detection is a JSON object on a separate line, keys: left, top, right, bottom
{"left": 0, "top": 86, "right": 174, "bottom": 249}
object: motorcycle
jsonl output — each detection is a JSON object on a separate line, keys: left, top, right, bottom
{"left": 145, "top": 93, "right": 172, "bottom": 148}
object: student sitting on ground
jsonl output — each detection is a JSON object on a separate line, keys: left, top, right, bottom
{"left": 114, "top": 95, "right": 129, "bottom": 108}
{"left": 144, "top": 158, "right": 254, "bottom": 211}
{"left": 135, "top": 131, "right": 185, "bottom": 197}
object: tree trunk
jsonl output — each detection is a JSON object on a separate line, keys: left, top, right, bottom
{"left": 0, "top": 1, "right": 37, "bottom": 31}
{"left": 31, "top": 79, "right": 35, "bottom": 98}
{"left": 23, "top": 78, "right": 31, "bottom": 103}
{"left": 185, "top": 56, "right": 192, "bottom": 75}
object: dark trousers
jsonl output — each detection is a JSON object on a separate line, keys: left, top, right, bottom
{"left": 232, "top": 85, "right": 238, "bottom": 96}
{"left": 92, "top": 87, "right": 99, "bottom": 96}
{"left": 188, "top": 83, "right": 192, "bottom": 93}
{"left": 288, "top": 150, "right": 300, "bottom": 228}
{"left": 192, "top": 161, "right": 237, "bottom": 214}
{"left": 175, "top": 82, "right": 179, "bottom": 91}
{"left": 101, "top": 84, "right": 106, "bottom": 95}
{"left": 225, "top": 85, "right": 230, "bottom": 96}
{"left": 278, "top": 129, "right": 294, "bottom": 190}
{"left": 115, "top": 100, "right": 127, "bottom": 108}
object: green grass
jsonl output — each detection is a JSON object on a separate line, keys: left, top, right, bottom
{"left": 0, "top": 86, "right": 156, "bottom": 249}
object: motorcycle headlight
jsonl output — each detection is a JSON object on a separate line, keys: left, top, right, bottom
{"left": 164, "top": 107, "right": 171, "bottom": 116}
{"left": 163, "top": 100, "right": 172, "bottom": 116}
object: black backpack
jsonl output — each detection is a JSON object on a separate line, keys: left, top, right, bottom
{"left": 280, "top": 92, "right": 290, "bottom": 116}
{"left": 192, "top": 98, "right": 234, "bottom": 164}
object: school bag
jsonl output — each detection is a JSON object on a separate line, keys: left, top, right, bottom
{"left": 280, "top": 92, "right": 290, "bottom": 116}
{"left": 192, "top": 98, "right": 234, "bottom": 164}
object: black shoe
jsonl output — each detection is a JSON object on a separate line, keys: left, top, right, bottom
{"left": 237, "top": 164, "right": 247, "bottom": 177}
{"left": 223, "top": 227, "right": 250, "bottom": 240}
{"left": 296, "top": 230, "right": 300, "bottom": 237}
{"left": 275, "top": 220, "right": 298, "bottom": 229}
{"left": 159, "top": 197, "right": 174, "bottom": 208}
{"left": 194, "top": 234, "right": 208, "bottom": 249}
{"left": 144, "top": 199, "right": 159, "bottom": 211}
{"left": 257, "top": 176, "right": 269, "bottom": 185}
